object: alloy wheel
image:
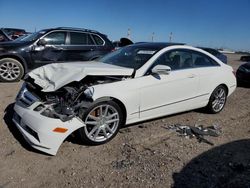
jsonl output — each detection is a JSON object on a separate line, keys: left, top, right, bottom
{"left": 0, "top": 61, "right": 21, "bottom": 81}
{"left": 211, "top": 88, "right": 226, "bottom": 112}
{"left": 84, "top": 104, "right": 120, "bottom": 142}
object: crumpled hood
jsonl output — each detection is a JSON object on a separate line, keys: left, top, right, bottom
{"left": 27, "top": 61, "right": 134, "bottom": 92}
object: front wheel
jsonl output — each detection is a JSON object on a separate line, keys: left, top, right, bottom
{"left": 206, "top": 85, "right": 227, "bottom": 114}
{"left": 79, "top": 100, "right": 124, "bottom": 145}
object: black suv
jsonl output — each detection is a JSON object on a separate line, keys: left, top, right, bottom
{"left": 0, "top": 27, "right": 114, "bottom": 82}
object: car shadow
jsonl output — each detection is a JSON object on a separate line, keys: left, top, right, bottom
{"left": 64, "top": 130, "right": 87, "bottom": 146}
{"left": 172, "top": 139, "right": 250, "bottom": 188}
{"left": 2, "top": 102, "right": 218, "bottom": 152}
{"left": 67, "top": 109, "right": 204, "bottom": 146}
{"left": 3, "top": 103, "right": 51, "bottom": 155}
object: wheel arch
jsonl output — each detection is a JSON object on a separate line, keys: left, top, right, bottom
{"left": 217, "top": 83, "right": 229, "bottom": 96}
{"left": 209, "top": 83, "right": 229, "bottom": 99}
{"left": 94, "top": 96, "right": 127, "bottom": 125}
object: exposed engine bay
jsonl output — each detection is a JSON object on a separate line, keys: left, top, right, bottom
{"left": 24, "top": 75, "right": 129, "bottom": 122}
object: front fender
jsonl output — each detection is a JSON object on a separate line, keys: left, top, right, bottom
{"left": 91, "top": 82, "right": 140, "bottom": 124}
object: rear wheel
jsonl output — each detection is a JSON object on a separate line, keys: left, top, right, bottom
{"left": 206, "top": 85, "right": 227, "bottom": 114}
{"left": 0, "top": 58, "right": 24, "bottom": 82}
{"left": 79, "top": 100, "right": 124, "bottom": 145}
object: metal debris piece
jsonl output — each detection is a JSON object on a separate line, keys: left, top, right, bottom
{"left": 164, "top": 124, "right": 222, "bottom": 145}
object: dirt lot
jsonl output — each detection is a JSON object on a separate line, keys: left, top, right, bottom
{"left": 0, "top": 54, "right": 250, "bottom": 188}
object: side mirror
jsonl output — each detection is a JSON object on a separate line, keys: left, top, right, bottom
{"left": 37, "top": 38, "right": 47, "bottom": 46}
{"left": 151, "top": 65, "right": 171, "bottom": 75}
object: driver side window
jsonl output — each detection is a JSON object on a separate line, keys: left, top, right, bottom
{"left": 153, "top": 50, "right": 193, "bottom": 71}
{"left": 43, "top": 32, "right": 66, "bottom": 45}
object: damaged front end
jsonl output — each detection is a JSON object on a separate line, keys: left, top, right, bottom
{"left": 19, "top": 75, "right": 127, "bottom": 122}
{"left": 13, "top": 62, "right": 134, "bottom": 155}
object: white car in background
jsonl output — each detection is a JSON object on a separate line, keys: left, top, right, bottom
{"left": 12, "top": 43, "right": 236, "bottom": 155}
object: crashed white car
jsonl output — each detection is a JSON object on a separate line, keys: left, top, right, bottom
{"left": 13, "top": 43, "right": 236, "bottom": 155}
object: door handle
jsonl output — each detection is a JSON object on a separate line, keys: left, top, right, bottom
{"left": 187, "top": 74, "right": 196, "bottom": 78}
{"left": 32, "top": 46, "right": 45, "bottom": 52}
{"left": 51, "top": 45, "right": 64, "bottom": 51}
{"left": 54, "top": 47, "right": 64, "bottom": 51}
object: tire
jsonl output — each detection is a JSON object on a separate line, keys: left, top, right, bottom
{"left": 206, "top": 85, "right": 227, "bottom": 114}
{"left": 78, "top": 100, "right": 124, "bottom": 145}
{"left": 0, "top": 58, "right": 24, "bottom": 82}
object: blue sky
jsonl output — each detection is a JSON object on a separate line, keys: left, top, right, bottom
{"left": 0, "top": 0, "right": 249, "bottom": 51}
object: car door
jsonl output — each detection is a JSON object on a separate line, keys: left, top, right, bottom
{"left": 191, "top": 50, "right": 221, "bottom": 97}
{"left": 63, "top": 31, "right": 97, "bottom": 61}
{"left": 139, "top": 49, "right": 200, "bottom": 120}
{"left": 30, "top": 31, "right": 67, "bottom": 67}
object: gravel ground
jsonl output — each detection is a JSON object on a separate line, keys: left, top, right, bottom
{"left": 0, "top": 54, "right": 249, "bottom": 188}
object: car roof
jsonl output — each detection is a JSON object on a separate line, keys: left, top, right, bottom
{"left": 41, "top": 27, "right": 103, "bottom": 35}
{"left": 131, "top": 42, "right": 185, "bottom": 50}
{"left": 242, "top": 61, "right": 250, "bottom": 68}
{"left": 197, "top": 47, "right": 221, "bottom": 55}
{"left": 1, "top": 28, "right": 26, "bottom": 32}
{"left": 198, "top": 47, "right": 219, "bottom": 51}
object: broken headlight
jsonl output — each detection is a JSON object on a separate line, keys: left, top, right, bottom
{"left": 84, "top": 87, "right": 94, "bottom": 99}
{"left": 16, "top": 83, "right": 27, "bottom": 101}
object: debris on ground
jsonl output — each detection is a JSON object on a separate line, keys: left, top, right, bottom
{"left": 164, "top": 124, "right": 222, "bottom": 145}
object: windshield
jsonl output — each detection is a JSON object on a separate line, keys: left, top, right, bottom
{"left": 18, "top": 30, "right": 46, "bottom": 42}
{"left": 99, "top": 45, "right": 158, "bottom": 70}
{"left": 14, "top": 34, "right": 30, "bottom": 41}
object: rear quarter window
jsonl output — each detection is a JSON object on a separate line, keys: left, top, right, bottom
{"left": 92, "top": 34, "right": 104, "bottom": 45}
{"left": 192, "top": 51, "right": 220, "bottom": 67}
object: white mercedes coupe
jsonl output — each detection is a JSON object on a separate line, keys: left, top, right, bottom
{"left": 13, "top": 43, "right": 236, "bottom": 155}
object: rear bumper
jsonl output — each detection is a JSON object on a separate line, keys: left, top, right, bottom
{"left": 12, "top": 102, "right": 85, "bottom": 155}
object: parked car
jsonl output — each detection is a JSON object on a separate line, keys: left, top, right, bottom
{"left": 198, "top": 47, "right": 227, "bottom": 64}
{"left": 236, "top": 62, "right": 250, "bottom": 85}
{"left": 0, "top": 29, "right": 11, "bottom": 42}
{"left": 1, "top": 28, "right": 27, "bottom": 40}
{"left": 0, "top": 27, "right": 114, "bottom": 82}
{"left": 112, "top": 37, "right": 133, "bottom": 50}
{"left": 12, "top": 42, "right": 236, "bottom": 155}
{"left": 0, "top": 28, "right": 28, "bottom": 42}
{"left": 240, "top": 55, "right": 250, "bottom": 62}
